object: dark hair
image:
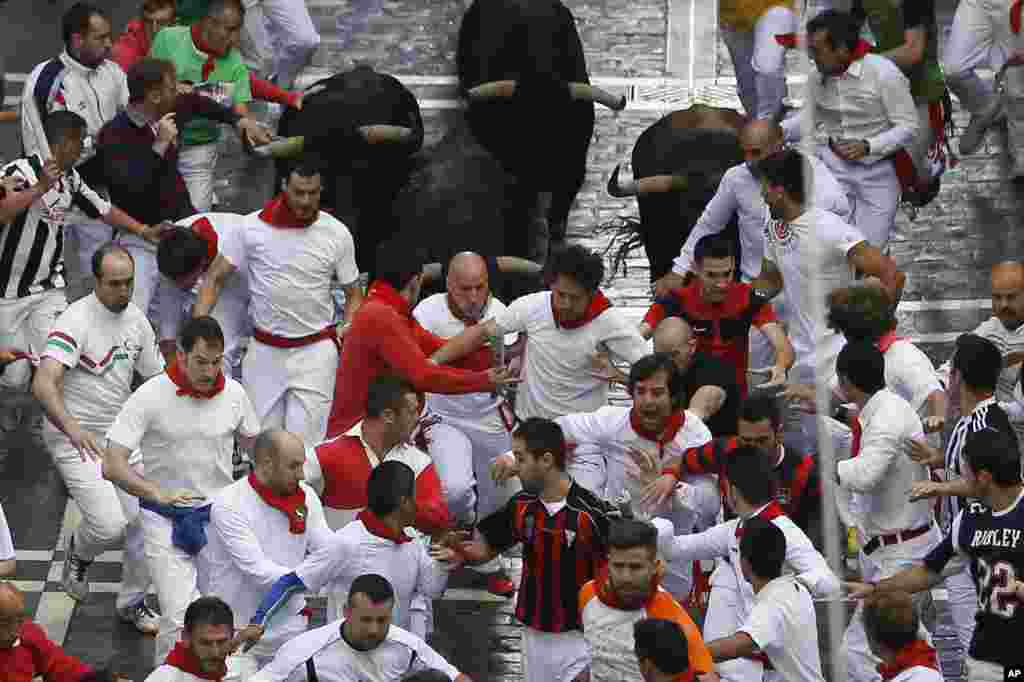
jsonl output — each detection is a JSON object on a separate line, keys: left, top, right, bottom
{"left": 62, "top": 2, "right": 107, "bottom": 46}
{"left": 206, "top": 0, "right": 244, "bottom": 19}
{"left": 179, "top": 316, "right": 225, "bottom": 353}
{"left": 43, "top": 110, "right": 86, "bottom": 146}
{"left": 836, "top": 340, "right": 886, "bottom": 394}
{"left": 632, "top": 618, "right": 690, "bottom": 675}
{"left": 739, "top": 393, "right": 783, "bottom": 432}
{"left": 285, "top": 158, "right": 323, "bottom": 183}
{"left": 627, "top": 353, "right": 686, "bottom": 409}
{"left": 807, "top": 10, "right": 863, "bottom": 51}
{"left": 725, "top": 446, "right": 778, "bottom": 506}
{"left": 400, "top": 671, "right": 451, "bottom": 682}
{"left": 78, "top": 671, "right": 122, "bottom": 682}
{"left": 365, "top": 374, "right": 416, "bottom": 418}
{"left": 963, "top": 427, "right": 1023, "bottom": 486}
{"left": 739, "top": 517, "right": 786, "bottom": 580}
{"left": 91, "top": 242, "right": 134, "bottom": 280}
{"left": 348, "top": 573, "right": 395, "bottom": 606}
{"left": 157, "top": 226, "right": 209, "bottom": 279}
{"left": 693, "top": 233, "right": 736, "bottom": 264}
{"left": 952, "top": 334, "right": 1003, "bottom": 393}
{"left": 826, "top": 285, "right": 897, "bottom": 341}
{"left": 512, "top": 417, "right": 567, "bottom": 470}
{"left": 366, "top": 460, "right": 416, "bottom": 516}
{"left": 607, "top": 519, "right": 658, "bottom": 555}
{"left": 545, "top": 244, "right": 604, "bottom": 293}
{"left": 127, "top": 58, "right": 175, "bottom": 102}
{"left": 374, "top": 243, "right": 427, "bottom": 292}
{"left": 753, "top": 149, "right": 807, "bottom": 204}
{"left": 862, "top": 591, "right": 920, "bottom": 652}
{"left": 143, "top": 0, "right": 176, "bottom": 12}
{"left": 183, "top": 596, "right": 234, "bottom": 632}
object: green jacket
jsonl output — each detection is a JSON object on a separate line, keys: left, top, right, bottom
{"left": 176, "top": 0, "right": 210, "bottom": 26}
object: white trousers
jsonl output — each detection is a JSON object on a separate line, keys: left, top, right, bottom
{"left": 240, "top": 0, "right": 320, "bottom": 89}
{"left": 521, "top": 627, "right": 589, "bottom": 682}
{"left": 243, "top": 338, "right": 338, "bottom": 446}
{"left": 0, "top": 289, "right": 66, "bottom": 392}
{"left": 818, "top": 145, "right": 899, "bottom": 249}
{"left": 720, "top": 7, "right": 796, "bottom": 121}
{"left": 178, "top": 143, "right": 220, "bottom": 213}
{"left": 141, "top": 509, "right": 203, "bottom": 665}
{"left": 942, "top": 0, "right": 1013, "bottom": 115}
{"left": 843, "top": 527, "right": 941, "bottom": 682}
{"left": 44, "top": 431, "right": 151, "bottom": 611}
{"left": 966, "top": 657, "right": 1009, "bottom": 682}
{"left": 946, "top": 564, "right": 979, "bottom": 662}
{"left": 423, "top": 421, "right": 477, "bottom": 526}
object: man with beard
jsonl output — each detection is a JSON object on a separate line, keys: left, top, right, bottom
{"left": 413, "top": 251, "right": 523, "bottom": 595}
{"left": 144, "top": 596, "right": 256, "bottom": 682}
{"left": 578, "top": 519, "right": 717, "bottom": 681}
{"left": 32, "top": 244, "right": 164, "bottom": 633}
{"left": 250, "top": 574, "right": 467, "bottom": 682}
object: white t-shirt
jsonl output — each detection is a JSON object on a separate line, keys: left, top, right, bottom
{"left": 251, "top": 620, "right": 460, "bottom": 682}
{"left": 42, "top": 294, "right": 164, "bottom": 434}
{"left": 413, "top": 292, "right": 516, "bottom": 432}
{"left": 231, "top": 210, "right": 359, "bottom": 337}
{"left": 493, "top": 291, "right": 650, "bottom": 419}
{"left": 106, "top": 374, "right": 260, "bottom": 501}
{"left": 764, "top": 207, "right": 865, "bottom": 370}
{"left": 0, "top": 502, "right": 13, "bottom": 562}
{"left": 740, "top": 575, "right": 825, "bottom": 682}
{"left": 828, "top": 338, "right": 942, "bottom": 414}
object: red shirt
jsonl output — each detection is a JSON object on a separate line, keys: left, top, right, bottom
{"left": 0, "top": 622, "right": 91, "bottom": 682}
{"left": 643, "top": 280, "right": 776, "bottom": 396}
{"left": 326, "top": 282, "right": 495, "bottom": 437}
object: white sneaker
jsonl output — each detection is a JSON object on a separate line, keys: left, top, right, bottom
{"left": 118, "top": 601, "right": 160, "bottom": 636}
{"left": 60, "top": 536, "right": 92, "bottom": 602}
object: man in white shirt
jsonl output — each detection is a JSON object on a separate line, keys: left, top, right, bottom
{"left": 193, "top": 161, "right": 364, "bottom": 445}
{"left": 705, "top": 518, "right": 825, "bottom": 682}
{"left": 632, "top": 618, "right": 699, "bottom": 682}
{"left": 751, "top": 149, "right": 904, "bottom": 453}
{"left": 32, "top": 244, "right": 164, "bottom": 632}
{"left": 155, "top": 213, "right": 252, "bottom": 375}
{"left": 783, "top": 10, "right": 920, "bottom": 248}
{"left": 862, "top": 592, "right": 943, "bottom": 682}
{"left": 658, "top": 120, "right": 850, "bottom": 295}
{"left": 101, "top": 315, "right": 261, "bottom": 664}
{"left": 433, "top": 244, "right": 650, "bottom": 494}
{"left": 204, "top": 429, "right": 333, "bottom": 665}
{"left": 652, "top": 449, "right": 841, "bottom": 682}
{"left": 831, "top": 341, "right": 940, "bottom": 682}
{"left": 251, "top": 573, "right": 468, "bottom": 682}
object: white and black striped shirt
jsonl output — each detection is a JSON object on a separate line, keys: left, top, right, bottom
{"left": 0, "top": 155, "right": 110, "bottom": 300}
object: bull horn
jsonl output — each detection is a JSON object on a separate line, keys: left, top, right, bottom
{"left": 251, "top": 136, "right": 306, "bottom": 159}
{"left": 466, "top": 80, "right": 518, "bottom": 100}
{"left": 496, "top": 256, "right": 543, "bottom": 276}
{"left": 568, "top": 82, "right": 627, "bottom": 110}
{"left": 357, "top": 125, "right": 415, "bottom": 144}
{"left": 304, "top": 84, "right": 327, "bottom": 98}
{"left": 607, "top": 164, "right": 638, "bottom": 197}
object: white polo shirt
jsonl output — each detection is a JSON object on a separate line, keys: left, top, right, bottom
{"left": 739, "top": 575, "right": 825, "bottom": 682}
{"left": 231, "top": 210, "right": 359, "bottom": 338}
{"left": 251, "top": 620, "right": 461, "bottom": 682}
{"left": 42, "top": 294, "right": 165, "bottom": 435}
{"left": 413, "top": 292, "right": 515, "bottom": 433}
{"left": 493, "top": 291, "right": 649, "bottom": 419}
{"left": 204, "top": 478, "right": 333, "bottom": 656}
{"left": 106, "top": 373, "right": 260, "bottom": 501}
{"left": 828, "top": 338, "right": 942, "bottom": 415}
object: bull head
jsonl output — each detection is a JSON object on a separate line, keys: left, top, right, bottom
{"left": 466, "top": 80, "right": 626, "bottom": 111}
{"left": 606, "top": 164, "right": 725, "bottom": 197}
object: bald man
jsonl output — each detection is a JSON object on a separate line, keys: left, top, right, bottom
{"left": 413, "top": 252, "right": 522, "bottom": 596}
{"left": 205, "top": 429, "right": 332, "bottom": 665}
{"left": 653, "top": 318, "right": 741, "bottom": 437}
{"left": 0, "top": 582, "right": 94, "bottom": 680}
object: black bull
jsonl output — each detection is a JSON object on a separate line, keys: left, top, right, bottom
{"left": 606, "top": 105, "right": 746, "bottom": 282}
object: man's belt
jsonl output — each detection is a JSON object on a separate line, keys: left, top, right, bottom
{"left": 863, "top": 523, "right": 931, "bottom": 556}
{"left": 253, "top": 326, "right": 341, "bottom": 353}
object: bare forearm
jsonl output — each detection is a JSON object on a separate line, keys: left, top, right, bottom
{"left": 689, "top": 386, "right": 726, "bottom": 420}
{"left": 750, "top": 272, "right": 783, "bottom": 300}
{"left": 431, "top": 323, "right": 491, "bottom": 366}
{"left": 0, "top": 182, "right": 49, "bottom": 221}
{"left": 342, "top": 285, "right": 364, "bottom": 323}
{"left": 104, "top": 205, "right": 147, "bottom": 237}
{"left": 876, "top": 564, "right": 942, "bottom": 594}
{"left": 707, "top": 633, "right": 755, "bottom": 662}
{"left": 32, "top": 378, "right": 80, "bottom": 438}
{"left": 102, "top": 448, "right": 162, "bottom": 502}
{"left": 926, "top": 389, "right": 947, "bottom": 422}
{"left": 193, "top": 281, "right": 224, "bottom": 318}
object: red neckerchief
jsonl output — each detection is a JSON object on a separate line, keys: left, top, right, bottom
{"left": 876, "top": 330, "right": 906, "bottom": 354}
{"left": 775, "top": 33, "right": 799, "bottom": 49}
{"left": 165, "top": 641, "right": 226, "bottom": 681}
{"left": 735, "top": 501, "right": 784, "bottom": 538}
{"left": 877, "top": 640, "right": 939, "bottom": 681}
{"left": 191, "top": 217, "right": 220, "bottom": 262}
{"left": 670, "top": 673, "right": 696, "bottom": 682}
{"left": 166, "top": 359, "right": 225, "bottom": 399}
{"left": 594, "top": 561, "right": 664, "bottom": 610}
{"left": 629, "top": 410, "right": 686, "bottom": 452}
{"left": 258, "top": 194, "right": 317, "bottom": 229}
{"left": 1014, "top": 0, "right": 1022, "bottom": 33}
{"left": 552, "top": 290, "right": 612, "bottom": 329}
{"left": 191, "top": 24, "right": 225, "bottom": 80}
{"left": 837, "top": 39, "right": 873, "bottom": 75}
{"left": 357, "top": 509, "right": 411, "bottom": 544}
{"left": 366, "top": 280, "right": 412, "bottom": 318}
{"left": 850, "top": 416, "right": 863, "bottom": 458}
{"left": 248, "top": 472, "right": 307, "bottom": 534}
